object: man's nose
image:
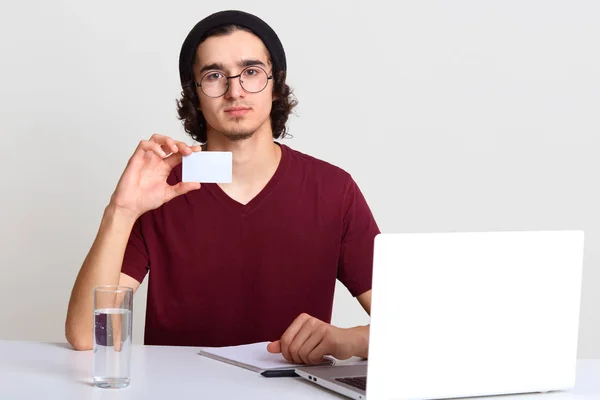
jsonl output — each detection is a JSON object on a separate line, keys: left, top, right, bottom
{"left": 224, "top": 75, "right": 244, "bottom": 99}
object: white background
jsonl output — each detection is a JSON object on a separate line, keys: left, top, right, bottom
{"left": 0, "top": 0, "right": 598, "bottom": 357}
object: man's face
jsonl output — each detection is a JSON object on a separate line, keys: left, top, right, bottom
{"left": 194, "top": 29, "right": 274, "bottom": 142}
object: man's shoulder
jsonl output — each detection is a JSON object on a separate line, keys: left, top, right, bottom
{"left": 283, "top": 143, "right": 352, "bottom": 183}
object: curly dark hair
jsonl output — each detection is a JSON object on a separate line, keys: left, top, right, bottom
{"left": 176, "top": 25, "right": 298, "bottom": 144}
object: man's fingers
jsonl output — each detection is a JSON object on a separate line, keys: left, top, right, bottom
{"left": 164, "top": 151, "right": 184, "bottom": 169}
{"left": 280, "top": 313, "right": 312, "bottom": 362}
{"left": 297, "top": 324, "right": 327, "bottom": 364}
{"left": 287, "top": 318, "right": 320, "bottom": 364}
{"left": 148, "top": 134, "right": 193, "bottom": 156}
{"left": 149, "top": 133, "right": 172, "bottom": 149}
{"left": 307, "top": 337, "right": 332, "bottom": 365}
{"left": 154, "top": 135, "right": 178, "bottom": 155}
{"left": 165, "top": 182, "right": 201, "bottom": 203}
{"left": 267, "top": 341, "right": 281, "bottom": 354}
{"left": 175, "top": 141, "right": 193, "bottom": 156}
{"left": 138, "top": 140, "right": 167, "bottom": 159}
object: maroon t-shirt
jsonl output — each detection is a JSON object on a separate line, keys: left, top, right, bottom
{"left": 122, "top": 143, "right": 380, "bottom": 347}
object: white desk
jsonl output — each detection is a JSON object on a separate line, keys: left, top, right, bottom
{"left": 0, "top": 340, "right": 598, "bottom": 399}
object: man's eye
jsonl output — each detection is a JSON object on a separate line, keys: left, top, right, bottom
{"left": 205, "top": 72, "right": 223, "bottom": 81}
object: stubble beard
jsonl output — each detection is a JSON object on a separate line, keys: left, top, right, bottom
{"left": 223, "top": 131, "right": 254, "bottom": 142}
{"left": 222, "top": 118, "right": 255, "bottom": 142}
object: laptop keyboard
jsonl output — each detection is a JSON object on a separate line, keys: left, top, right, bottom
{"left": 335, "top": 376, "right": 367, "bottom": 391}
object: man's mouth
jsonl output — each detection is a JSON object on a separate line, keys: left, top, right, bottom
{"left": 224, "top": 106, "right": 251, "bottom": 117}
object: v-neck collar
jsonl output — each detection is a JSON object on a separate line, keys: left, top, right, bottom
{"left": 202, "top": 142, "right": 290, "bottom": 216}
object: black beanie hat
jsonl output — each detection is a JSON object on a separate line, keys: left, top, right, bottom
{"left": 178, "top": 10, "right": 286, "bottom": 86}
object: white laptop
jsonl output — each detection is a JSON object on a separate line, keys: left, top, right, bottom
{"left": 296, "top": 230, "right": 584, "bottom": 400}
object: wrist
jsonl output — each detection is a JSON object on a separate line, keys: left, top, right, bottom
{"left": 103, "top": 203, "right": 139, "bottom": 228}
{"left": 348, "top": 325, "right": 370, "bottom": 359}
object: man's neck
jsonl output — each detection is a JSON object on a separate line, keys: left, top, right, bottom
{"left": 205, "top": 129, "right": 281, "bottom": 187}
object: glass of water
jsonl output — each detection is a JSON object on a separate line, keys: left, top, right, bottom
{"left": 93, "top": 285, "right": 133, "bottom": 389}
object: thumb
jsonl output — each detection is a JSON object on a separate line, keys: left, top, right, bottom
{"left": 267, "top": 340, "right": 281, "bottom": 354}
{"left": 165, "top": 182, "right": 201, "bottom": 202}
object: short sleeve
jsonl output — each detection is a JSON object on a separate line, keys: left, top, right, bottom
{"left": 337, "top": 177, "right": 381, "bottom": 297}
{"left": 121, "top": 216, "right": 150, "bottom": 284}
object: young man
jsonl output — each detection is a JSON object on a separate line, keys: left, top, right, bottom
{"left": 65, "top": 10, "right": 380, "bottom": 365}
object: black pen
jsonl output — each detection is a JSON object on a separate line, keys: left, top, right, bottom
{"left": 261, "top": 369, "right": 299, "bottom": 378}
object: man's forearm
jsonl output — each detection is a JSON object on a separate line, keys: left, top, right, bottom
{"left": 65, "top": 205, "right": 136, "bottom": 350}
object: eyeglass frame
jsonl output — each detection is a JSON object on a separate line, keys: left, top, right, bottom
{"left": 195, "top": 65, "right": 273, "bottom": 98}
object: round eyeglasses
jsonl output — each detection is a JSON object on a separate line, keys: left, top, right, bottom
{"left": 196, "top": 66, "right": 273, "bottom": 98}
